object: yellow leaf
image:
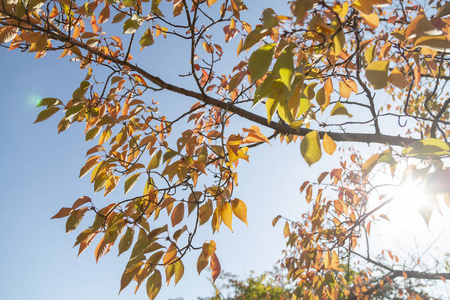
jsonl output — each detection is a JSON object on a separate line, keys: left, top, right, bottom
{"left": 231, "top": 198, "right": 248, "bottom": 225}
{"left": 360, "top": 12, "right": 379, "bottom": 29}
{"left": 339, "top": 81, "right": 352, "bottom": 98}
{"left": 202, "top": 42, "right": 213, "bottom": 53}
{"left": 79, "top": 156, "right": 101, "bottom": 178}
{"left": 323, "top": 133, "right": 337, "bottom": 155}
{"left": 366, "top": 60, "right": 389, "bottom": 89}
{"left": 362, "top": 153, "right": 381, "bottom": 178}
{"left": 403, "top": 138, "right": 450, "bottom": 158}
{"left": 124, "top": 173, "right": 140, "bottom": 195}
{"left": 330, "top": 102, "right": 352, "bottom": 117}
{"left": 148, "top": 149, "right": 162, "bottom": 170}
{"left": 265, "top": 97, "right": 278, "bottom": 124}
{"left": 273, "top": 49, "right": 294, "bottom": 89}
{"left": 174, "top": 260, "right": 184, "bottom": 285}
{"left": 283, "top": 221, "right": 290, "bottom": 237}
{"left": 220, "top": 202, "right": 233, "bottom": 231}
{"left": 323, "top": 251, "right": 330, "bottom": 269}
{"left": 331, "top": 250, "right": 340, "bottom": 269}
{"left": 364, "top": 45, "right": 375, "bottom": 63}
{"left": 211, "top": 206, "right": 221, "bottom": 233}
{"left": 206, "top": 0, "right": 218, "bottom": 7}
{"left": 331, "top": 19, "right": 345, "bottom": 55}
{"left": 351, "top": 0, "right": 373, "bottom": 14}
{"left": 300, "top": 131, "right": 322, "bottom": 166}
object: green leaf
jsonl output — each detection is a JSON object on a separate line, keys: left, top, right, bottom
{"left": 66, "top": 209, "right": 87, "bottom": 233}
{"left": 300, "top": 131, "right": 322, "bottom": 166}
{"left": 122, "top": 0, "right": 136, "bottom": 7}
{"left": 366, "top": 60, "right": 389, "bottom": 89}
{"left": 124, "top": 173, "right": 141, "bottom": 195}
{"left": 146, "top": 270, "right": 162, "bottom": 300}
{"left": 173, "top": 260, "right": 184, "bottom": 285}
{"left": 265, "top": 97, "right": 278, "bottom": 124}
{"left": 65, "top": 105, "right": 84, "bottom": 119}
{"left": 330, "top": 102, "right": 352, "bottom": 117}
{"left": 248, "top": 43, "right": 275, "bottom": 82}
{"left": 85, "top": 127, "right": 101, "bottom": 141}
{"left": 34, "top": 107, "right": 60, "bottom": 123}
{"left": 36, "top": 97, "right": 62, "bottom": 108}
{"left": 240, "top": 27, "right": 269, "bottom": 53}
{"left": 123, "top": 14, "right": 143, "bottom": 34}
{"left": 118, "top": 227, "right": 134, "bottom": 256}
{"left": 273, "top": 48, "right": 294, "bottom": 89}
{"left": 148, "top": 150, "right": 162, "bottom": 170}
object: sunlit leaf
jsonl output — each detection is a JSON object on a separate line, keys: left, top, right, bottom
{"left": 330, "top": 102, "right": 352, "bottom": 117}
{"left": 220, "top": 202, "right": 233, "bottom": 231}
{"left": 403, "top": 138, "right": 450, "bottom": 157}
{"left": 273, "top": 48, "right": 294, "bottom": 89}
{"left": 323, "top": 133, "right": 337, "bottom": 155}
{"left": 231, "top": 198, "right": 248, "bottom": 225}
{"left": 300, "top": 131, "right": 322, "bottom": 166}
{"left": 140, "top": 29, "right": 154, "bottom": 48}
{"left": 248, "top": 43, "right": 275, "bottom": 82}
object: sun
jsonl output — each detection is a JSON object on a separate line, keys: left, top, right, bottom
{"left": 387, "top": 178, "right": 436, "bottom": 227}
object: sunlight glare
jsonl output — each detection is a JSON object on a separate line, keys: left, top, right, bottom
{"left": 389, "top": 179, "right": 432, "bottom": 224}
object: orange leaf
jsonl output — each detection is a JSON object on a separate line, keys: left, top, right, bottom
{"left": 210, "top": 253, "right": 221, "bottom": 283}
{"left": 163, "top": 243, "right": 177, "bottom": 266}
{"left": 171, "top": 203, "right": 185, "bottom": 227}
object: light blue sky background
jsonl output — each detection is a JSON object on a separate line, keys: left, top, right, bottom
{"left": 2, "top": 1, "right": 450, "bottom": 299}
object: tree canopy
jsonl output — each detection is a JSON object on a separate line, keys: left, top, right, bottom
{"left": 3, "top": 0, "right": 450, "bottom": 298}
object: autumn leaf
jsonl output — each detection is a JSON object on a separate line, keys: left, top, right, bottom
{"left": 124, "top": 173, "right": 140, "bottom": 195}
{"left": 210, "top": 253, "right": 221, "bottom": 283}
{"left": 171, "top": 203, "right": 184, "bottom": 227}
{"left": 146, "top": 270, "right": 162, "bottom": 300}
{"left": 366, "top": 61, "right": 389, "bottom": 89}
{"left": 323, "top": 133, "right": 337, "bottom": 155}
{"left": 300, "top": 131, "right": 322, "bottom": 166}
